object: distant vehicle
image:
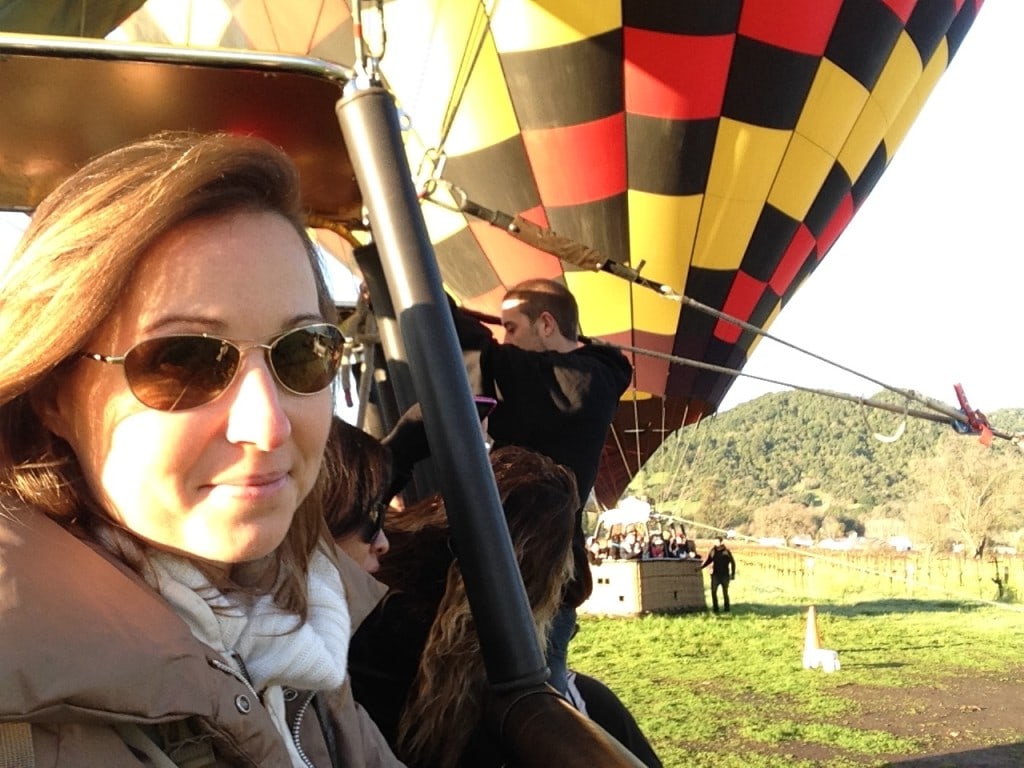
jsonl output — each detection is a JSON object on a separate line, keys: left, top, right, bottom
{"left": 790, "top": 535, "right": 814, "bottom": 548}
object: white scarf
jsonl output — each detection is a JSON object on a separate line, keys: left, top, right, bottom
{"left": 146, "top": 547, "right": 351, "bottom": 767}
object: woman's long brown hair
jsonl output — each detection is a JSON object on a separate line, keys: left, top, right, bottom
{"left": 375, "top": 445, "right": 578, "bottom": 768}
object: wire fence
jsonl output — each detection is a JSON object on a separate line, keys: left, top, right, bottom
{"left": 729, "top": 544, "right": 1023, "bottom": 605}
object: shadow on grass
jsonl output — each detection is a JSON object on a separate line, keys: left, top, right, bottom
{"left": 726, "top": 599, "right": 992, "bottom": 618}
{"left": 885, "top": 741, "right": 1024, "bottom": 767}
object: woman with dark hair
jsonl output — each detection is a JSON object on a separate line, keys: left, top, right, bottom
{"left": 322, "top": 415, "right": 394, "bottom": 573}
{"left": 349, "top": 445, "right": 578, "bottom": 768}
{"left": 0, "top": 132, "right": 403, "bottom": 767}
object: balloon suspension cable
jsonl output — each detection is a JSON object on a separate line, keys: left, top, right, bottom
{"left": 351, "top": 0, "right": 386, "bottom": 86}
{"left": 421, "top": 183, "right": 682, "bottom": 299}
{"left": 454, "top": 306, "right": 1020, "bottom": 445}
{"left": 433, "top": 1, "right": 495, "bottom": 158}
{"left": 671, "top": 293, "right": 985, "bottom": 427}
{"left": 431, "top": 190, "right": 1017, "bottom": 445}
{"left": 594, "top": 338, "right": 1022, "bottom": 446}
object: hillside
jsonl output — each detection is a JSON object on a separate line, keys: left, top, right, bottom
{"left": 630, "top": 389, "right": 1024, "bottom": 527}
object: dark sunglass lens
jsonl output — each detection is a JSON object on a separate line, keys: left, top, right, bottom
{"left": 271, "top": 325, "right": 343, "bottom": 395}
{"left": 361, "top": 502, "right": 386, "bottom": 544}
{"left": 124, "top": 336, "right": 239, "bottom": 411}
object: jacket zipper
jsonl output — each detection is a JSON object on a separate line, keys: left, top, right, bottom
{"left": 209, "top": 656, "right": 259, "bottom": 699}
{"left": 289, "top": 690, "right": 318, "bottom": 768}
{"left": 210, "top": 658, "right": 317, "bottom": 768}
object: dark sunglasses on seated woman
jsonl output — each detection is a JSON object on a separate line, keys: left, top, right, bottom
{"left": 360, "top": 501, "right": 386, "bottom": 544}
{"left": 81, "top": 323, "right": 344, "bottom": 411}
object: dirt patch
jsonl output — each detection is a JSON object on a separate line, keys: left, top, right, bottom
{"left": 680, "top": 669, "right": 1024, "bottom": 767}
{"left": 838, "top": 669, "right": 1024, "bottom": 767}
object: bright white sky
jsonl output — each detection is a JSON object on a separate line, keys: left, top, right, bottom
{"left": 2, "top": 2, "right": 1019, "bottom": 424}
{"left": 718, "top": 0, "right": 1023, "bottom": 417}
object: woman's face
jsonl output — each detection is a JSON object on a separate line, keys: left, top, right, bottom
{"left": 46, "top": 211, "right": 333, "bottom": 565}
{"left": 336, "top": 528, "right": 390, "bottom": 574}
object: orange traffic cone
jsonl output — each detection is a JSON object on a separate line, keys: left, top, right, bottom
{"left": 802, "top": 605, "right": 822, "bottom": 668}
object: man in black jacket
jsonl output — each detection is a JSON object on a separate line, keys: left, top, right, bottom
{"left": 451, "top": 278, "right": 633, "bottom": 695}
{"left": 702, "top": 537, "right": 737, "bottom": 613}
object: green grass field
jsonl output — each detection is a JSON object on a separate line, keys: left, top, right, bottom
{"left": 572, "top": 551, "right": 1024, "bottom": 767}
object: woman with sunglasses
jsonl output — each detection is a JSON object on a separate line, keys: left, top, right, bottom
{"left": 0, "top": 133, "right": 404, "bottom": 767}
{"left": 322, "top": 416, "right": 393, "bottom": 574}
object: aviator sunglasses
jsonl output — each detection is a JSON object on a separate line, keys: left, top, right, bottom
{"left": 81, "top": 323, "right": 344, "bottom": 411}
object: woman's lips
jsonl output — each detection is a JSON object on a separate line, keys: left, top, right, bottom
{"left": 207, "top": 472, "right": 289, "bottom": 500}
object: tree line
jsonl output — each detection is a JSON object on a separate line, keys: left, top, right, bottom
{"left": 625, "top": 390, "right": 1024, "bottom": 553}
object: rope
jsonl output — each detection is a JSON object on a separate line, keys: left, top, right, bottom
{"left": 452, "top": 305, "right": 1019, "bottom": 444}
{"left": 607, "top": 417, "right": 631, "bottom": 488}
{"left": 434, "top": 1, "right": 494, "bottom": 158}
{"left": 585, "top": 337, "right": 1021, "bottom": 444}
{"left": 430, "top": 186, "right": 1008, "bottom": 437}
{"left": 673, "top": 293, "right": 969, "bottom": 425}
{"left": 351, "top": 0, "right": 387, "bottom": 82}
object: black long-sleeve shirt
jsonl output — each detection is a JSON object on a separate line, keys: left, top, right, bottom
{"left": 702, "top": 544, "right": 736, "bottom": 580}
{"left": 451, "top": 303, "right": 633, "bottom": 605}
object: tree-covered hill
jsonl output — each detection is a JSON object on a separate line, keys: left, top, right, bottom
{"left": 629, "top": 389, "right": 1024, "bottom": 530}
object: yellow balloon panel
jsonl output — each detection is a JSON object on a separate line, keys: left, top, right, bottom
{"left": 380, "top": 2, "right": 519, "bottom": 154}
{"left": 627, "top": 189, "right": 699, "bottom": 291}
{"left": 445, "top": 43, "right": 521, "bottom": 154}
{"left": 796, "top": 58, "right": 868, "bottom": 159}
{"left": 695, "top": 119, "right": 789, "bottom": 271}
{"left": 705, "top": 119, "right": 790, "bottom": 203}
{"left": 491, "top": 0, "right": 622, "bottom": 52}
{"left": 630, "top": 283, "right": 682, "bottom": 338}
{"left": 692, "top": 193, "right": 764, "bottom": 272}
{"left": 884, "top": 40, "right": 947, "bottom": 159}
{"left": 767, "top": 133, "right": 835, "bottom": 221}
{"left": 870, "top": 31, "right": 925, "bottom": 126}
{"left": 565, "top": 270, "right": 633, "bottom": 338}
{"left": 836, "top": 96, "right": 887, "bottom": 186}
{"left": 421, "top": 200, "right": 469, "bottom": 242}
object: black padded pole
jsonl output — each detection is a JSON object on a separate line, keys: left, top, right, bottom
{"left": 335, "top": 86, "right": 547, "bottom": 688}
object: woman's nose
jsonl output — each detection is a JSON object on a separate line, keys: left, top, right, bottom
{"left": 224, "top": 356, "right": 291, "bottom": 450}
{"left": 372, "top": 530, "right": 390, "bottom": 555}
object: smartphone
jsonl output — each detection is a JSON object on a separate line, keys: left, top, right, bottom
{"left": 474, "top": 395, "right": 498, "bottom": 421}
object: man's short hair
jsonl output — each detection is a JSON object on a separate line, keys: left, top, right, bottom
{"left": 503, "top": 278, "right": 579, "bottom": 341}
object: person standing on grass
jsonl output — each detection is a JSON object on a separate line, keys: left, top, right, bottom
{"left": 702, "top": 536, "right": 736, "bottom": 613}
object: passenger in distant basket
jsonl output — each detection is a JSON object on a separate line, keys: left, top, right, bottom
{"left": 702, "top": 536, "right": 737, "bottom": 613}
{"left": 621, "top": 529, "right": 644, "bottom": 560}
{"left": 608, "top": 531, "right": 626, "bottom": 560}
{"left": 679, "top": 533, "right": 699, "bottom": 560}
{"left": 644, "top": 533, "right": 667, "bottom": 559}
